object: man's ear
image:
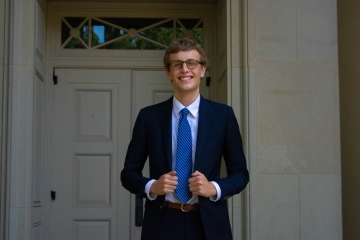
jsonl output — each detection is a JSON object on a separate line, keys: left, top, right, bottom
{"left": 200, "top": 66, "right": 206, "bottom": 78}
{"left": 166, "top": 70, "right": 172, "bottom": 81}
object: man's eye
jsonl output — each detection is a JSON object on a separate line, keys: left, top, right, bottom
{"left": 187, "top": 61, "right": 196, "bottom": 66}
{"left": 173, "top": 62, "right": 182, "bottom": 68}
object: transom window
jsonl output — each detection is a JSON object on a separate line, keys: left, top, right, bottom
{"left": 61, "top": 17, "right": 204, "bottom": 50}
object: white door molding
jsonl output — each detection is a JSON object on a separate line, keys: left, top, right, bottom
{"left": 3, "top": 0, "right": 37, "bottom": 240}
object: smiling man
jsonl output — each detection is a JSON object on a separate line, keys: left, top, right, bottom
{"left": 121, "top": 38, "right": 249, "bottom": 240}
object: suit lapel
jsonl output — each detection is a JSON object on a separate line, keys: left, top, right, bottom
{"left": 194, "top": 96, "right": 212, "bottom": 170}
{"left": 160, "top": 97, "right": 173, "bottom": 170}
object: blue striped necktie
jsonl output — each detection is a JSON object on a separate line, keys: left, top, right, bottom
{"left": 175, "top": 108, "right": 193, "bottom": 203}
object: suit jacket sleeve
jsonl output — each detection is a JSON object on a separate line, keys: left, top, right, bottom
{"left": 214, "top": 106, "right": 249, "bottom": 201}
{"left": 121, "top": 109, "right": 151, "bottom": 198}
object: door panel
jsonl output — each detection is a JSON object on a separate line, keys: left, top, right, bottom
{"left": 131, "top": 70, "right": 173, "bottom": 239}
{"left": 53, "top": 69, "right": 131, "bottom": 240}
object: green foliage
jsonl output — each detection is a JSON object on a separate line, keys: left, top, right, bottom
{"left": 64, "top": 18, "right": 204, "bottom": 50}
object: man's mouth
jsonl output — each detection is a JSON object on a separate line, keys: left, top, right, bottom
{"left": 179, "top": 76, "right": 193, "bottom": 81}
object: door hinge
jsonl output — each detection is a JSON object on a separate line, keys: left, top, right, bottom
{"left": 51, "top": 191, "right": 56, "bottom": 200}
{"left": 53, "top": 69, "right": 58, "bottom": 85}
{"left": 206, "top": 76, "right": 211, "bottom": 87}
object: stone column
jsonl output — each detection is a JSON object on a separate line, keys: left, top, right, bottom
{"left": 6, "top": 0, "right": 36, "bottom": 239}
{"left": 250, "top": 0, "right": 342, "bottom": 239}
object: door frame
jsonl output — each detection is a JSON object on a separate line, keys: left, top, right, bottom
{"left": 44, "top": 2, "right": 217, "bottom": 239}
{"left": 0, "top": 0, "right": 253, "bottom": 239}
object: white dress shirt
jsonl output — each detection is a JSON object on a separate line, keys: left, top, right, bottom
{"left": 145, "top": 95, "right": 221, "bottom": 203}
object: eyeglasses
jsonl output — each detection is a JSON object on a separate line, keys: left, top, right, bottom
{"left": 169, "top": 59, "right": 204, "bottom": 70}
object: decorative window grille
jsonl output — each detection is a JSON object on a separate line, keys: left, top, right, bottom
{"left": 61, "top": 17, "right": 204, "bottom": 50}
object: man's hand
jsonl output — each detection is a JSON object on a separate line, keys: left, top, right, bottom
{"left": 189, "top": 171, "right": 217, "bottom": 198}
{"left": 150, "top": 171, "right": 178, "bottom": 195}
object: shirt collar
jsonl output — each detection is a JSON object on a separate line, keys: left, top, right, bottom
{"left": 173, "top": 94, "right": 200, "bottom": 118}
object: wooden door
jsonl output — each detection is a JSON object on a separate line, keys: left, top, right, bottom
{"left": 52, "top": 68, "right": 131, "bottom": 240}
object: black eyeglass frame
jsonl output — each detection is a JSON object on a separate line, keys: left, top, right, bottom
{"left": 168, "top": 59, "right": 205, "bottom": 69}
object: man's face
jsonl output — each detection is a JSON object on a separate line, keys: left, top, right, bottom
{"left": 166, "top": 50, "right": 206, "bottom": 97}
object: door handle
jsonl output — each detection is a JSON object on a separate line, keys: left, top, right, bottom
{"left": 135, "top": 197, "right": 143, "bottom": 227}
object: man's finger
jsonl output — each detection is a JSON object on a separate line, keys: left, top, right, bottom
{"left": 191, "top": 170, "right": 201, "bottom": 177}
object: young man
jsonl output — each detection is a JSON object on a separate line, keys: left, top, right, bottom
{"left": 121, "top": 38, "right": 249, "bottom": 240}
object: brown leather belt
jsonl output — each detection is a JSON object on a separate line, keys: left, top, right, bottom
{"left": 163, "top": 201, "right": 199, "bottom": 212}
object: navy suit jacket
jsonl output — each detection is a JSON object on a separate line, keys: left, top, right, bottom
{"left": 121, "top": 96, "right": 249, "bottom": 240}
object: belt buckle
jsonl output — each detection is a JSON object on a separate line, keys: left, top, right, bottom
{"left": 181, "top": 203, "right": 190, "bottom": 212}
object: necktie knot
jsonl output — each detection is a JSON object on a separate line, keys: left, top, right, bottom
{"left": 181, "top": 108, "right": 190, "bottom": 118}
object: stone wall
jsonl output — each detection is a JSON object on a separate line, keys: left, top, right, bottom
{"left": 248, "top": 0, "right": 342, "bottom": 238}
